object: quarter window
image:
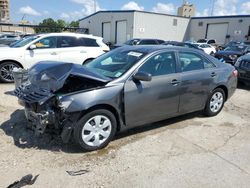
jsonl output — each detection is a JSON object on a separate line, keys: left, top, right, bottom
{"left": 34, "top": 37, "right": 57, "bottom": 49}
{"left": 139, "top": 52, "right": 176, "bottom": 76}
{"left": 179, "top": 52, "right": 204, "bottom": 72}
{"left": 78, "top": 38, "right": 99, "bottom": 47}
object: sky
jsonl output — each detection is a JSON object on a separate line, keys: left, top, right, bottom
{"left": 10, "top": 0, "right": 250, "bottom": 24}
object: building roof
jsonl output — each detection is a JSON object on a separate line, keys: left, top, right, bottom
{"left": 79, "top": 10, "right": 190, "bottom": 22}
{"left": 192, "top": 14, "right": 250, "bottom": 19}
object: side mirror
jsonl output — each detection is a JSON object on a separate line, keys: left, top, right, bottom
{"left": 29, "top": 44, "right": 37, "bottom": 50}
{"left": 133, "top": 72, "right": 152, "bottom": 82}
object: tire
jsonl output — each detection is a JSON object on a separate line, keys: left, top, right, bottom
{"left": 204, "top": 88, "right": 225, "bottom": 117}
{"left": 74, "top": 109, "right": 117, "bottom": 151}
{"left": 0, "top": 61, "right": 21, "bottom": 83}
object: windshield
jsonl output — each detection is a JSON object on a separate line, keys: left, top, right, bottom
{"left": 197, "top": 39, "right": 207, "bottom": 43}
{"left": 125, "top": 39, "right": 140, "bottom": 45}
{"left": 10, "top": 36, "right": 39, "bottom": 48}
{"left": 85, "top": 48, "right": 146, "bottom": 79}
{"left": 224, "top": 45, "right": 247, "bottom": 52}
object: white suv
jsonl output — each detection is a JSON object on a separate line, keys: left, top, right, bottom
{"left": 0, "top": 33, "right": 109, "bottom": 82}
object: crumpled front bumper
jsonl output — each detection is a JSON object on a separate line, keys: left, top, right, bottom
{"left": 24, "top": 108, "right": 55, "bottom": 135}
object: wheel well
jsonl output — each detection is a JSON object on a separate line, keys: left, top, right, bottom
{"left": 82, "top": 58, "right": 95, "bottom": 65}
{"left": 0, "top": 60, "right": 23, "bottom": 68}
{"left": 78, "top": 104, "right": 121, "bottom": 132}
{"left": 214, "top": 85, "right": 228, "bottom": 101}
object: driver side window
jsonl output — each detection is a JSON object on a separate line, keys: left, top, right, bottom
{"left": 34, "top": 37, "right": 57, "bottom": 49}
{"left": 139, "top": 52, "right": 176, "bottom": 76}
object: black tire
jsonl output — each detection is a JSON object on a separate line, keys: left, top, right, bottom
{"left": 204, "top": 88, "right": 225, "bottom": 117}
{"left": 0, "top": 61, "right": 21, "bottom": 83}
{"left": 74, "top": 109, "right": 117, "bottom": 151}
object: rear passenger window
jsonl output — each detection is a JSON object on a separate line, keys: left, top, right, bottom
{"left": 58, "top": 36, "right": 78, "bottom": 48}
{"left": 204, "top": 59, "right": 216, "bottom": 69}
{"left": 179, "top": 52, "right": 204, "bottom": 72}
{"left": 139, "top": 40, "right": 157, "bottom": 45}
{"left": 78, "top": 38, "right": 99, "bottom": 47}
{"left": 139, "top": 52, "right": 176, "bottom": 76}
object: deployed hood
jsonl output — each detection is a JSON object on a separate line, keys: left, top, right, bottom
{"left": 28, "top": 61, "right": 111, "bottom": 92}
{"left": 15, "top": 61, "right": 111, "bottom": 104}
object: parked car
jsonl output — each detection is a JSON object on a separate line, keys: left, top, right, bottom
{"left": 14, "top": 45, "right": 238, "bottom": 151}
{"left": 197, "top": 39, "right": 217, "bottom": 45}
{"left": 193, "top": 43, "right": 216, "bottom": 55}
{"left": 112, "top": 38, "right": 165, "bottom": 49}
{"left": 214, "top": 45, "right": 250, "bottom": 65}
{"left": 0, "top": 34, "right": 20, "bottom": 45}
{"left": 0, "top": 33, "right": 109, "bottom": 83}
{"left": 163, "top": 41, "right": 203, "bottom": 51}
{"left": 234, "top": 54, "right": 250, "bottom": 85}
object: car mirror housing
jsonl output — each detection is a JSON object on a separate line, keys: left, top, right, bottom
{"left": 29, "top": 44, "right": 37, "bottom": 50}
{"left": 133, "top": 72, "right": 152, "bottom": 82}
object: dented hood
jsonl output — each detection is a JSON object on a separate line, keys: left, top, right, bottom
{"left": 28, "top": 61, "right": 111, "bottom": 92}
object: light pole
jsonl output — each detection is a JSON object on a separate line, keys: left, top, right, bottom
{"left": 93, "top": 0, "right": 96, "bottom": 13}
{"left": 211, "top": 0, "right": 215, "bottom": 16}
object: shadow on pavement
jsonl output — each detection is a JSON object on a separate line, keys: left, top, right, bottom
{"left": 0, "top": 109, "right": 201, "bottom": 153}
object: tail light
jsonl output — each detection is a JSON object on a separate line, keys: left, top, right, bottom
{"left": 232, "top": 69, "right": 238, "bottom": 77}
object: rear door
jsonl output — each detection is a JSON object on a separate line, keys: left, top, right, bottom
{"left": 57, "top": 36, "right": 86, "bottom": 64}
{"left": 124, "top": 51, "right": 181, "bottom": 127}
{"left": 178, "top": 51, "right": 217, "bottom": 113}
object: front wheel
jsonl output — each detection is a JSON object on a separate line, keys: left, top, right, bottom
{"left": 204, "top": 88, "right": 225, "bottom": 117}
{"left": 74, "top": 109, "right": 117, "bottom": 151}
{"left": 0, "top": 62, "right": 21, "bottom": 83}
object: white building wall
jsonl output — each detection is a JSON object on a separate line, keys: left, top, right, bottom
{"left": 79, "top": 11, "right": 134, "bottom": 44}
{"left": 188, "top": 16, "right": 250, "bottom": 44}
{"left": 133, "top": 12, "right": 190, "bottom": 41}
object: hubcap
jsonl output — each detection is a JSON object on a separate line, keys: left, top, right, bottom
{"left": 0, "top": 63, "right": 18, "bottom": 82}
{"left": 210, "top": 92, "right": 223, "bottom": 113}
{"left": 82, "top": 115, "right": 112, "bottom": 147}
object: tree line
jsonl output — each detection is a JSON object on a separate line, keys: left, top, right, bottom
{"left": 34, "top": 18, "right": 80, "bottom": 33}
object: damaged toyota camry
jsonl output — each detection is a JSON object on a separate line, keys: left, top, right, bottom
{"left": 14, "top": 46, "right": 238, "bottom": 151}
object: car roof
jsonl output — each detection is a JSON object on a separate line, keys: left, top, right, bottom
{"left": 117, "top": 45, "right": 200, "bottom": 54}
{"left": 36, "top": 33, "right": 102, "bottom": 40}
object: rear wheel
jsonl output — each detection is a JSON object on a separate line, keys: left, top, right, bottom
{"left": 0, "top": 61, "right": 21, "bottom": 83}
{"left": 204, "top": 88, "right": 225, "bottom": 117}
{"left": 74, "top": 109, "right": 117, "bottom": 151}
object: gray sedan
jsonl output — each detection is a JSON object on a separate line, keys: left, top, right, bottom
{"left": 14, "top": 46, "right": 238, "bottom": 151}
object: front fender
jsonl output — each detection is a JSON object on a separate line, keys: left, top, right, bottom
{"left": 58, "top": 84, "right": 124, "bottom": 113}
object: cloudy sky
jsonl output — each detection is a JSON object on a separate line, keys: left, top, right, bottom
{"left": 10, "top": 0, "right": 250, "bottom": 23}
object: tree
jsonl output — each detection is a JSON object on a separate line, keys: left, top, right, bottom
{"left": 69, "top": 21, "right": 79, "bottom": 28}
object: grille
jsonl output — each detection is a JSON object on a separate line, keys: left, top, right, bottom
{"left": 14, "top": 84, "right": 51, "bottom": 103}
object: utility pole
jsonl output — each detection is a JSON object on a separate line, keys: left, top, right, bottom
{"left": 93, "top": 0, "right": 96, "bottom": 13}
{"left": 211, "top": 0, "right": 215, "bottom": 16}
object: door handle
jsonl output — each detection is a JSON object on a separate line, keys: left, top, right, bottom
{"left": 50, "top": 52, "right": 57, "bottom": 55}
{"left": 211, "top": 72, "right": 217, "bottom": 77}
{"left": 80, "top": 50, "right": 87, "bottom": 53}
{"left": 171, "top": 79, "right": 180, "bottom": 86}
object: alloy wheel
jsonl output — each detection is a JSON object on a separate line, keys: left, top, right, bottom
{"left": 0, "top": 63, "right": 18, "bottom": 82}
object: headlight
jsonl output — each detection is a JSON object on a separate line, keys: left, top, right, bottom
{"left": 229, "top": 55, "right": 238, "bottom": 60}
{"left": 58, "top": 97, "right": 74, "bottom": 110}
{"left": 41, "top": 73, "right": 51, "bottom": 81}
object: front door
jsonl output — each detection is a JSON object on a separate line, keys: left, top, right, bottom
{"left": 24, "top": 36, "right": 60, "bottom": 67}
{"left": 124, "top": 51, "right": 181, "bottom": 127}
